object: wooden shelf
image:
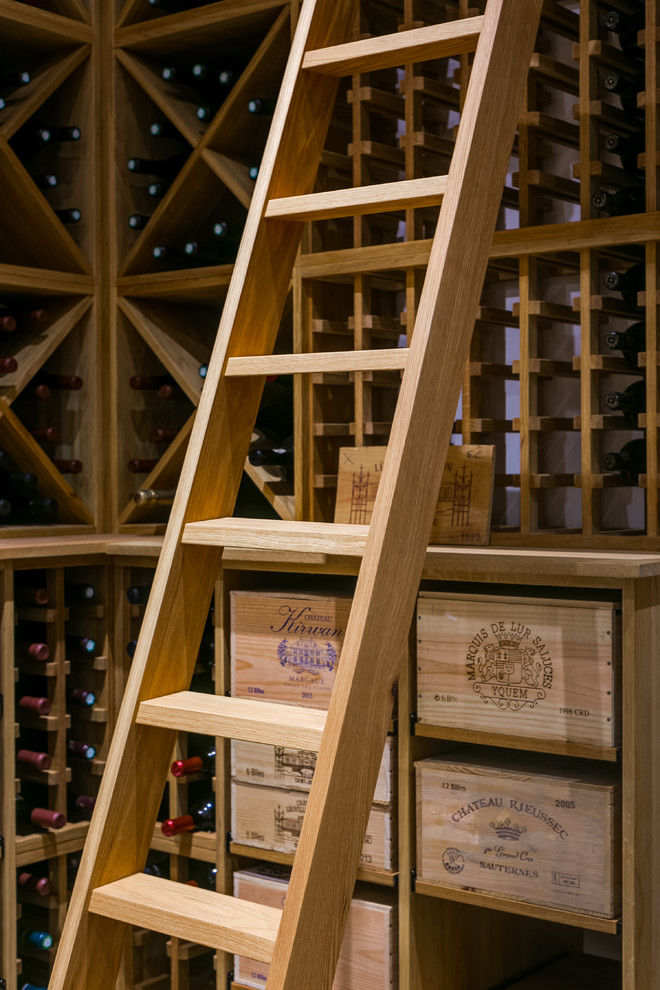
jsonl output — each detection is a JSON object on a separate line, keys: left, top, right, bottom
{"left": 414, "top": 879, "right": 621, "bottom": 935}
{"left": 413, "top": 722, "right": 620, "bottom": 763}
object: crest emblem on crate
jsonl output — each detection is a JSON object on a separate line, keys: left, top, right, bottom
{"left": 466, "top": 625, "right": 553, "bottom": 711}
{"left": 277, "top": 637, "right": 337, "bottom": 674}
{"left": 489, "top": 817, "right": 527, "bottom": 841}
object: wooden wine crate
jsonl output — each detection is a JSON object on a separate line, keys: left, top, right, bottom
{"left": 231, "top": 781, "right": 395, "bottom": 872}
{"left": 416, "top": 749, "right": 620, "bottom": 918}
{"left": 416, "top": 593, "right": 620, "bottom": 748}
{"left": 334, "top": 445, "right": 495, "bottom": 546}
{"left": 231, "top": 735, "right": 395, "bottom": 804}
{"left": 231, "top": 591, "right": 352, "bottom": 708}
{"left": 233, "top": 864, "right": 397, "bottom": 989}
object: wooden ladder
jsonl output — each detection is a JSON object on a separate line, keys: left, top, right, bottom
{"left": 50, "top": 1, "right": 542, "bottom": 987}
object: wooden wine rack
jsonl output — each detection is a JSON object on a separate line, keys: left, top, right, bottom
{"left": 0, "top": 0, "right": 655, "bottom": 545}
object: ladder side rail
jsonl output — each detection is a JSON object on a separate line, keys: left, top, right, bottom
{"left": 49, "top": 1, "right": 356, "bottom": 987}
{"left": 265, "top": 3, "right": 544, "bottom": 988}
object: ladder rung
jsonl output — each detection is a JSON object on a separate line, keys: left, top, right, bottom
{"left": 302, "top": 17, "right": 484, "bottom": 76}
{"left": 89, "top": 874, "right": 280, "bottom": 962}
{"left": 225, "top": 348, "right": 407, "bottom": 377}
{"left": 183, "top": 518, "right": 369, "bottom": 555}
{"left": 137, "top": 692, "right": 327, "bottom": 750}
{"left": 266, "top": 176, "right": 448, "bottom": 222}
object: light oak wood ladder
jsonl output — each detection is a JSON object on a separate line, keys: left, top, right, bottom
{"left": 50, "top": 1, "right": 542, "bottom": 987}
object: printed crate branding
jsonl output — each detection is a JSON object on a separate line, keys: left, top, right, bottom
{"left": 232, "top": 781, "right": 395, "bottom": 872}
{"left": 234, "top": 864, "right": 397, "bottom": 989}
{"left": 416, "top": 592, "right": 619, "bottom": 747}
{"left": 232, "top": 735, "right": 395, "bottom": 805}
{"left": 416, "top": 749, "right": 620, "bottom": 918}
{"left": 231, "top": 592, "right": 352, "bottom": 708}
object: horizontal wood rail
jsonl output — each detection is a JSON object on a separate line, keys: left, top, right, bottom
{"left": 303, "top": 17, "right": 484, "bottom": 75}
{"left": 225, "top": 348, "right": 407, "bottom": 376}
{"left": 266, "top": 176, "right": 448, "bottom": 221}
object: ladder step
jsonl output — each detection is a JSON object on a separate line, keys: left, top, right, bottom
{"left": 266, "top": 176, "right": 448, "bottom": 222}
{"left": 303, "top": 17, "right": 484, "bottom": 76}
{"left": 226, "top": 348, "right": 407, "bottom": 377}
{"left": 89, "top": 874, "right": 280, "bottom": 962}
{"left": 137, "top": 692, "right": 327, "bottom": 750}
{"left": 183, "top": 518, "right": 369, "bottom": 555}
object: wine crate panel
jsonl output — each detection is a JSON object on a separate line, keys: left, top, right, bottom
{"left": 334, "top": 444, "right": 495, "bottom": 545}
{"left": 231, "top": 780, "right": 395, "bottom": 872}
{"left": 416, "top": 592, "right": 620, "bottom": 748}
{"left": 230, "top": 591, "right": 352, "bottom": 708}
{"left": 416, "top": 748, "right": 620, "bottom": 919}
{"left": 233, "top": 863, "right": 397, "bottom": 990}
{"left": 231, "top": 734, "right": 395, "bottom": 805}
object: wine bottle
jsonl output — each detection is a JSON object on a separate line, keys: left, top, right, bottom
{"left": 69, "top": 688, "right": 95, "bottom": 707}
{"left": 183, "top": 239, "right": 236, "bottom": 264}
{"left": 603, "top": 68, "right": 645, "bottom": 116}
{"left": 13, "top": 122, "right": 81, "bottom": 155}
{"left": 198, "top": 363, "right": 208, "bottom": 379}
{"left": 157, "top": 383, "right": 185, "bottom": 399}
{"left": 32, "top": 172, "right": 58, "bottom": 191}
{"left": 16, "top": 641, "right": 50, "bottom": 662}
{"left": 127, "top": 153, "right": 187, "bottom": 180}
{"left": 129, "top": 213, "right": 152, "bottom": 230}
{"left": 29, "top": 426, "right": 59, "bottom": 443}
{"left": 126, "top": 585, "right": 151, "bottom": 604}
{"left": 5, "top": 499, "right": 59, "bottom": 525}
{"left": 0, "top": 307, "right": 17, "bottom": 331}
{"left": 0, "top": 471, "right": 39, "bottom": 498}
{"left": 17, "top": 870, "right": 51, "bottom": 896}
{"left": 133, "top": 488, "right": 176, "bottom": 506}
{"left": 248, "top": 164, "right": 260, "bottom": 180}
{"left": 601, "top": 437, "right": 646, "bottom": 483}
{"left": 65, "top": 634, "right": 96, "bottom": 655}
{"left": 128, "top": 458, "right": 158, "bottom": 473}
{"left": 0, "top": 69, "right": 31, "bottom": 89}
{"left": 65, "top": 582, "right": 95, "bottom": 603}
{"left": 20, "top": 928, "right": 54, "bottom": 950}
{"left": 592, "top": 186, "right": 645, "bottom": 217}
{"left": 152, "top": 244, "right": 195, "bottom": 265}
{"left": 248, "top": 435, "right": 294, "bottom": 472}
{"left": 248, "top": 97, "right": 277, "bottom": 115}
{"left": 53, "top": 459, "right": 83, "bottom": 474}
{"left": 161, "top": 793, "right": 215, "bottom": 835}
{"left": 33, "top": 383, "right": 52, "bottom": 399}
{"left": 604, "top": 379, "right": 645, "bottom": 421}
{"left": 148, "top": 180, "right": 170, "bottom": 198}
{"left": 21, "top": 983, "right": 48, "bottom": 990}
{"left": 151, "top": 427, "right": 179, "bottom": 444}
{"left": 171, "top": 744, "right": 215, "bottom": 777}
{"left": 15, "top": 585, "right": 49, "bottom": 606}
{"left": 130, "top": 373, "right": 174, "bottom": 390}
{"left": 0, "top": 357, "right": 18, "bottom": 373}
{"left": 17, "top": 749, "right": 52, "bottom": 771}
{"left": 36, "top": 372, "right": 82, "bottom": 390}
{"left": 126, "top": 640, "right": 137, "bottom": 659}
{"left": 68, "top": 739, "right": 96, "bottom": 760}
{"left": 601, "top": 8, "right": 645, "bottom": 57}
{"left": 18, "top": 696, "right": 52, "bottom": 716}
{"left": 15, "top": 794, "right": 65, "bottom": 831}
{"left": 186, "top": 861, "right": 217, "bottom": 890}
{"left": 603, "top": 263, "right": 645, "bottom": 307}
{"left": 149, "top": 120, "right": 181, "bottom": 140}
{"left": 0, "top": 498, "right": 11, "bottom": 517}
{"left": 55, "top": 208, "right": 82, "bottom": 224}
{"left": 72, "top": 794, "right": 96, "bottom": 816}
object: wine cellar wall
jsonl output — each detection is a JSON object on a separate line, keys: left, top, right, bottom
{"left": 0, "top": 0, "right": 655, "bottom": 544}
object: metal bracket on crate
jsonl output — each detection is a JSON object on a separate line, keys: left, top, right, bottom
{"left": 409, "top": 712, "right": 419, "bottom": 736}
{"left": 410, "top": 868, "right": 417, "bottom": 892}
{"left": 226, "top": 971, "right": 235, "bottom": 990}
{"left": 225, "top": 830, "right": 232, "bottom": 854}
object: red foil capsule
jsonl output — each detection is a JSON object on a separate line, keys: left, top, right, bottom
{"left": 170, "top": 756, "right": 203, "bottom": 778}
{"left": 161, "top": 815, "right": 195, "bottom": 837}
{"left": 17, "top": 642, "right": 50, "bottom": 662}
{"left": 30, "top": 807, "right": 66, "bottom": 830}
{"left": 18, "top": 696, "right": 52, "bottom": 716}
{"left": 18, "top": 871, "right": 52, "bottom": 896}
{"left": 17, "top": 749, "right": 52, "bottom": 771}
